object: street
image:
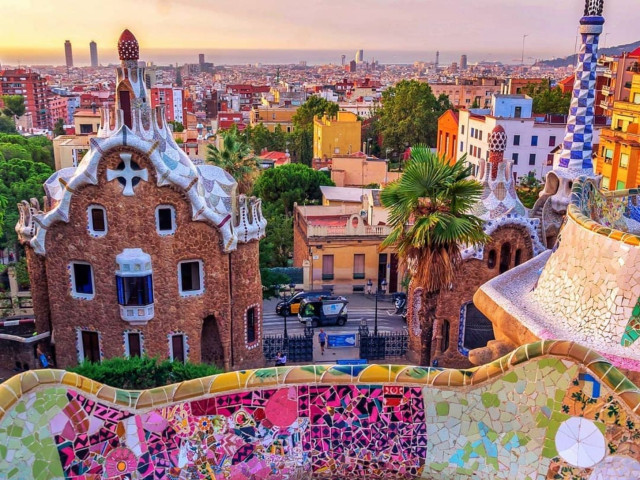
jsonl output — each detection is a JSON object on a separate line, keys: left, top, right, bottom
{"left": 261, "top": 293, "right": 406, "bottom": 336}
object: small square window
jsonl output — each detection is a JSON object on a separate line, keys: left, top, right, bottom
{"left": 88, "top": 206, "right": 107, "bottom": 236}
{"left": 531, "top": 136, "right": 538, "bottom": 147}
{"left": 156, "top": 206, "right": 176, "bottom": 235}
{"left": 513, "top": 135, "right": 520, "bottom": 146}
{"left": 71, "top": 263, "right": 94, "bottom": 299}
{"left": 512, "top": 153, "right": 519, "bottom": 165}
{"left": 179, "top": 260, "right": 203, "bottom": 296}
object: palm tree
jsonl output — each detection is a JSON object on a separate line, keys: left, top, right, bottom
{"left": 381, "top": 146, "right": 488, "bottom": 366}
{"left": 206, "top": 127, "right": 259, "bottom": 194}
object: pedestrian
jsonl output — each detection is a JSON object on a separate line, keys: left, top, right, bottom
{"left": 318, "top": 329, "right": 327, "bottom": 355}
{"left": 9, "top": 252, "right": 14, "bottom": 263}
{"left": 366, "top": 279, "right": 373, "bottom": 295}
{"left": 275, "top": 351, "right": 287, "bottom": 366}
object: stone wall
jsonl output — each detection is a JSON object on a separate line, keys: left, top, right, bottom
{"left": 408, "top": 225, "right": 535, "bottom": 368}
{"left": 1, "top": 341, "right": 640, "bottom": 479}
{"left": 30, "top": 146, "right": 262, "bottom": 370}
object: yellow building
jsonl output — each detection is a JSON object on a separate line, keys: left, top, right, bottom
{"left": 595, "top": 73, "right": 640, "bottom": 190}
{"left": 251, "top": 107, "right": 297, "bottom": 133}
{"left": 73, "top": 109, "right": 101, "bottom": 134}
{"left": 313, "top": 111, "right": 361, "bottom": 160}
{"left": 330, "top": 153, "right": 401, "bottom": 187}
{"left": 53, "top": 135, "right": 92, "bottom": 170}
{"left": 293, "top": 189, "right": 401, "bottom": 295}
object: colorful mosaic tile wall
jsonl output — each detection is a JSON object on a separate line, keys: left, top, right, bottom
{"left": 1, "top": 341, "right": 640, "bottom": 479}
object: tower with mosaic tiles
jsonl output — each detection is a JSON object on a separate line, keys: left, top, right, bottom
{"left": 532, "top": 0, "right": 605, "bottom": 248}
{"left": 557, "top": 0, "right": 604, "bottom": 174}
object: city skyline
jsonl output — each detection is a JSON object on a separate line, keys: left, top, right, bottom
{"left": 0, "top": 0, "right": 638, "bottom": 66}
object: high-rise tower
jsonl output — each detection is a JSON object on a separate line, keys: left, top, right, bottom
{"left": 90, "top": 41, "right": 98, "bottom": 67}
{"left": 64, "top": 40, "right": 73, "bottom": 68}
{"left": 460, "top": 55, "right": 468, "bottom": 70}
{"left": 355, "top": 50, "right": 364, "bottom": 64}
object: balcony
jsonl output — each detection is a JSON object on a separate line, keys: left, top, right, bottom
{"left": 119, "top": 304, "right": 154, "bottom": 326}
{"left": 601, "top": 85, "right": 612, "bottom": 96}
{"left": 603, "top": 69, "right": 613, "bottom": 78}
{"left": 306, "top": 223, "right": 393, "bottom": 238}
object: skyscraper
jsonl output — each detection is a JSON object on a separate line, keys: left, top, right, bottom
{"left": 64, "top": 40, "right": 73, "bottom": 68}
{"left": 341, "top": 55, "right": 346, "bottom": 66}
{"left": 89, "top": 41, "right": 98, "bottom": 67}
{"left": 199, "top": 53, "right": 205, "bottom": 66}
{"left": 355, "top": 50, "right": 364, "bottom": 64}
{"left": 460, "top": 54, "right": 468, "bottom": 70}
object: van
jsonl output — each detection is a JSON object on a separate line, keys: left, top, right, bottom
{"left": 275, "top": 290, "right": 332, "bottom": 316}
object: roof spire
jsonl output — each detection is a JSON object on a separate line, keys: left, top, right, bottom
{"left": 487, "top": 125, "right": 507, "bottom": 180}
{"left": 584, "top": 0, "right": 604, "bottom": 16}
{"left": 118, "top": 29, "right": 139, "bottom": 62}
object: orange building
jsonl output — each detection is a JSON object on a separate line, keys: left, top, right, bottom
{"left": 436, "top": 110, "right": 459, "bottom": 165}
{"left": 595, "top": 73, "right": 640, "bottom": 190}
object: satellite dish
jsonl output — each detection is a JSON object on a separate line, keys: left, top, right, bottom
{"left": 360, "top": 210, "right": 367, "bottom": 218}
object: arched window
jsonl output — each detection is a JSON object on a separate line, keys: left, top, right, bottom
{"left": 487, "top": 250, "right": 497, "bottom": 269}
{"left": 515, "top": 248, "right": 523, "bottom": 266}
{"left": 441, "top": 319, "right": 450, "bottom": 353}
{"left": 499, "top": 243, "right": 512, "bottom": 273}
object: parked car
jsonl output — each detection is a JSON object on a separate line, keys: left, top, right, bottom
{"left": 275, "top": 290, "right": 332, "bottom": 316}
{"left": 298, "top": 297, "right": 348, "bottom": 328}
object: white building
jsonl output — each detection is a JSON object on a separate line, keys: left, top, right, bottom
{"left": 456, "top": 95, "right": 600, "bottom": 181}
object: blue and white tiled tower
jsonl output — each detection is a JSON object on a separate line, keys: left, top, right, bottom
{"left": 532, "top": 0, "right": 605, "bottom": 248}
{"left": 556, "top": 0, "right": 605, "bottom": 176}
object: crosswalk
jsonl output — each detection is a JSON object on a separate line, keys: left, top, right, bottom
{"left": 262, "top": 307, "right": 405, "bottom": 336}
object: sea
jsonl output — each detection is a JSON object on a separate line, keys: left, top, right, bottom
{"left": 0, "top": 48, "right": 535, "bottom": 68}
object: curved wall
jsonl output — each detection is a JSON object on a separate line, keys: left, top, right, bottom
{"left": 1, "top": 341, "right": 640, "bottom": 479}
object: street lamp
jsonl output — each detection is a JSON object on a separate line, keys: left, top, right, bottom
{"left": 374, "top": 278, "right": 388, "bottom": 336}
{"left": 282, "top": 283, "right": 296, "bottom": 340}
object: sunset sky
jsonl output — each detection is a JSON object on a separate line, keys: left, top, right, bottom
{"left": 1, "top": 0, "right": 637, "bottom": 65}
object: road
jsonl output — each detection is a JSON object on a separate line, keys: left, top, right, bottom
{"left": 261, "top": 294, "right": 406, "bottom": 336}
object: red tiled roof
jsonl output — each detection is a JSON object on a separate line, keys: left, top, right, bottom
{"left": 629, "top": 47, "right": 640, "bottom": 58}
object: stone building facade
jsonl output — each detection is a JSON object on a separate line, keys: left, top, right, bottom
{"left": 16, "top": 30, "right": 266, "bottom": 370}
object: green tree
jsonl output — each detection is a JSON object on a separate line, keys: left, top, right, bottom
{"left": 252, "top": 163, "right": 333, "bottom": 216}
{"left": 381, "top": 147, "right": 487, "bottom": 365}
{"left": 0, "top": 116, "right": 16, "bottom": 134}
{"left": 292, "top": 96, "right": 339, "bottom": 130}
{"left": 206, "top": 126, "right": 258, "bottom": 194}
{"left": 1, "top": 95, "right": 25, "bottom": 118}
{"left": 377, "top": 80, "right": 452, "bottom": 156}
{"left": 286, "top": 128, "right": 313, "bottom": 165}
{"left": 0, "top": 134, "right": 54, "bottom": 169}
{"left": 244, "top": 123, "right": 287, "bottom": 154}
{"left": 53, "top": 118, "right": 65, "bottom": 137}
{"left": 526, "top": 80, "right": 571, "bottom": 115}
{"left": 168, "top": 120, "right": 184, "bottom": 132}
{"left": 0, "top": 156, "right": 54, "bottom": 251}
{"left": 259, "top": 212, "right": 293, "bottom": 268}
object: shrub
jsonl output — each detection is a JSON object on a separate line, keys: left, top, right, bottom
{"left": 68, "top": 356, "right": 224, "bottom": 390}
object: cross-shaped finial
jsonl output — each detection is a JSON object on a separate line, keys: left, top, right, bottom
{"left": 107, "top": 153, "right": 148, "bottom": 196}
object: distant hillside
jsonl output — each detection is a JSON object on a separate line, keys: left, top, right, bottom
{"left": 535, "top": 40, "right": 640, "bottom": 68}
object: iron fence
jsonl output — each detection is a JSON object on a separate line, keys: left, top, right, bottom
{"left": 263, "top": 327, "right": 314, "bottom": 364}
{"left": 359, "top": 329, "right": 408, "bottom": 361}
